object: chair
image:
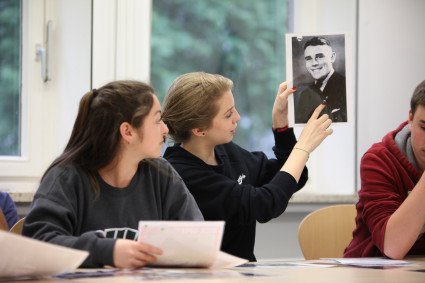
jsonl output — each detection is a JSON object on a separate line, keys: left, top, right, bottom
{"left": 298, "top": 204, "right": 357, "bottom": 260}
{"left": 10, "top": 217, "right": 25, "bottom": 234}
{"left": 0, "top": 209, "right": 8, "bottom": 231}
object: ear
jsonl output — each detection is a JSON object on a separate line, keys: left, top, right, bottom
{"left": 119, "top": 122, "right": 134, "bottom": 144}
{"left": 330, "top": 51, "right": 336, "bottom": 63}
{"left": 191, "top": 128, "right": 206, "bottom": 137}
{"left": 409, "top": 110, "right": 414, "bottom": 121}
{"left": 408, "top": 110, "right": 414, "bottom": 127}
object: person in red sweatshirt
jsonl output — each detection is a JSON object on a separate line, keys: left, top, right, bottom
{"left": 344, "top": 79, "right": 425, "bottom": 259}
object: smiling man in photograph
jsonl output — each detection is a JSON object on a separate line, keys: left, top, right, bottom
{"left": 294, "top": 36, "right": 347, "bottom": 123}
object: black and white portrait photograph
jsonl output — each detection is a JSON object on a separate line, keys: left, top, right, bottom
{"left": 286, "top": 33, "right": 348, "bottom": 124}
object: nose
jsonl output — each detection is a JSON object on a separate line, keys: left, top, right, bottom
{"left": 161, "top": 120, "right": 169, "bottom": 135}
{"left": 234, "top": 109, "right": 241, "bottom": 123}
{"left": 311, "top": 58, "right": 319, "bottom": 66}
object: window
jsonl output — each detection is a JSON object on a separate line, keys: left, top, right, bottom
{"left": 0, "top": 0, "right": 21, "bottom": 156}
{"left": 151, "top": 0, "right": 289, "bottom": 155}
{"left": 0, "top": 0, "right": 92, "bottom": 195}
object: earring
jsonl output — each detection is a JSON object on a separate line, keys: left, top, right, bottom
{"left": 202, "top": 133, "right": 206, "bottom": 136}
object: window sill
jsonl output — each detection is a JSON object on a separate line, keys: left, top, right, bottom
{"left": 8, "top": 192, "right": 34, "bottom": 203}
{"left": 289, "top": 193, "right": 358, "bottom": 204}
{"left": 9, "top": 192, "right": 359, "bottom": 205}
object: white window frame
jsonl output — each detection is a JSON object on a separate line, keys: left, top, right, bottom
{"left": 0, "top": 0, "right": 92, "bottom": 195}
{"left": 0, "top": 0, "right": 48, "bottom": 193}
{"left": 92, "top": 0, "right": 151, "bottom": 87}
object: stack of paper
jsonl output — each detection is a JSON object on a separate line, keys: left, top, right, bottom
{"left": 0, "top": 230, "right": 88, "bottom": 279}
{"left": 138, "top": 221, "right": 247, "bottom": 268}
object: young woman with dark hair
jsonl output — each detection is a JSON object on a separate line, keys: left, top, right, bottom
{"left": 23, "top": 80, "right": 203, "bottom": 268}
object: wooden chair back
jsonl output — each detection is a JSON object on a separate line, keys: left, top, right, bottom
{"left": 10, "top": 217, "right": 25, "bottom": 234}
{"left": 298, "top": 204, "right": 357, "bottom": 259}
{"left": 0, "top": 209, "right": 8, "bottom": 231}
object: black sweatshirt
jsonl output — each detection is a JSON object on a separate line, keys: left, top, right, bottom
{"left": 164, "top": 128, "right": 308, "bottom": 261}
{"left": 23, "top": 158, "right": 203, "bottom": 267}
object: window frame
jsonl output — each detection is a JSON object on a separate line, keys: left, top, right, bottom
{"left": 92, "top": 0, "right": 151, "bottom": 87}
{"left": 0, "top": 0, "right": 92, "bottom": 194}
{"left": 0, "top": 0, "right": 47, "bottom": 178}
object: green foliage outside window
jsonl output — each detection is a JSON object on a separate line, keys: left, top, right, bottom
{"left": 0, "top": 0, "right": 21, "bottom": 156}
{"left": 151, "top": 0, "right": 288, "bottom": 154}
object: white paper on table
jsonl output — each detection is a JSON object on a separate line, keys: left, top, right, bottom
{"left": 324, "top": 257, "right": 413, "bottom": 267}
{"left": 138, "top": 221, "right": 247, "bottom": 268}
{"left": 210, "top": 251, "right": 248, "bottom": 269}
{"left": 0, "top": 230, "right": 88, "bottom": 279}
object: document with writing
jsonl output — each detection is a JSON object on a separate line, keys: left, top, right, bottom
{"left": 138, "top": 221, "right": 247, "bottom": 268}
{"left": 0, "top": 230, "right": 88, "bottom": 279}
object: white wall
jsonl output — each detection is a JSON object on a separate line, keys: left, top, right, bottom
{"left": 291, "top": 0, "right": 357, "bottom": 196}
{"left": 357, "top": 0, "right": 425, "bottom": 162}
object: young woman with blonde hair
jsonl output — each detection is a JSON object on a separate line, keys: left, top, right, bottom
{"left": 162, "top": 72, "right": 332, "bottom": 261}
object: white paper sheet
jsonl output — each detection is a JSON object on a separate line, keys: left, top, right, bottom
{"left": 0, "top": 230, "right": 88, "bottom": 279}
{"left": 138, "top": 221, "right": 247, "bottom": 268}
{"left": 324, "top": 257, "right": 413, "bottom": 267}
{"left": 233, "top": 260, "right": 336, "bottom": 269}
{"left": 210, "top": 251, "right": 250, "bottom": 269}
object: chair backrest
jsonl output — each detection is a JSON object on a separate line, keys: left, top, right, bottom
{"left": 10, "top": 217, "right": 25, "bottom": 234}
{"left": 298, "top": 204, "right": 356, "bottom": 260}
{"left": 0, "top": 209, "right": 8, "bottom": 231}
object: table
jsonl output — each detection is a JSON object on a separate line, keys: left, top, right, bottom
{"left": 3, "top": 258, "right": 425, "bottom": 283}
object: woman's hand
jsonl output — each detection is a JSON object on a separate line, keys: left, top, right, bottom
{"left": 295, "top": 103, "right": 333, "bottom": 154}
{"left": 272, "top": 82, "right": 297, "bottom": 129}
{"left": 281, "top": 103, "right": 332, "bottom": 181}
{"left": 113, "top": 239, "right": 163, "bottom": 269}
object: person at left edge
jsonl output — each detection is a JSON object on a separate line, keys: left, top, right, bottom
{"left": 0, "top": 191, "right": 19, "bottom": 229}
{"left": 22, "top": 80, "right": 203, "bottom": 268}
